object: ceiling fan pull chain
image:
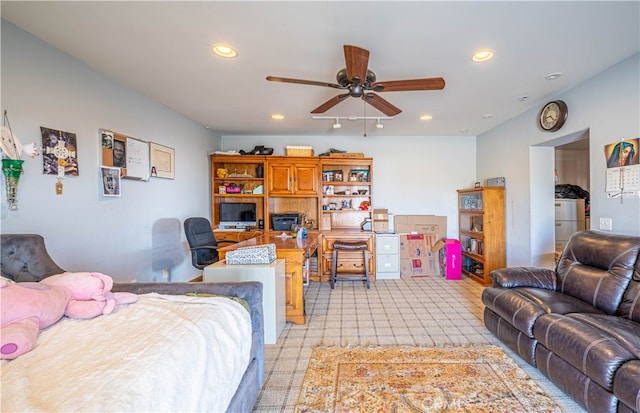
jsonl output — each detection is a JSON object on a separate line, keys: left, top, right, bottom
{"left": 363, "top": 100, "right": 367, "bottom": 138}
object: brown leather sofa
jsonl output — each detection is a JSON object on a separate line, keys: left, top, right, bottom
{"left": 482, "top": 230, "right": 640, "bottom": 413}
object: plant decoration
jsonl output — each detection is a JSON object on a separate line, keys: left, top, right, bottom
{"left": 0, "top": 110, "right": 39, "bottom": 210}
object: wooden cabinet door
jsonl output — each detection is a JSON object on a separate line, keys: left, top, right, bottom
{"left": 268, "top": 162, "right": 318, "bottom": 195}
{"left": 293, "top": 163, "right": 318, "bottom": 195}
{"left": 268, "top": 164, "right": 294, "bottom": 195}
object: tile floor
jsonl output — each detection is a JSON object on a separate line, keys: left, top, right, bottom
{"left": 253, "top": 275, "right": 586, "bottom": 412}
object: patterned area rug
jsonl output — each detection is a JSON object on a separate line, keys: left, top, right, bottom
{"left": 295, "top": 345, "right": 562, "bottom": 412}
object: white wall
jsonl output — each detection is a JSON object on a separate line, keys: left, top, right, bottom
{"left": 1, "top": 22, "right": 220, "bottom": 282}
{"left": 477, "top": 54, "right": 640, "bottom": 267}
{"left": 221, "top": 135, "right": 477, "bottom": 237}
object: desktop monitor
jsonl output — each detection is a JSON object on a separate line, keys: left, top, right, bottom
{"left": 219, "top": 202, "right": 257, "bottom": 229}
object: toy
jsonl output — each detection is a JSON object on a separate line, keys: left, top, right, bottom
{"left": 0, "top": 272, "right": 138, "bottom": 360}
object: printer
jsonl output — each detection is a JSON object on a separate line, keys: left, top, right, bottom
{"left": 271, "top": 213, "right": 302, "bottom": 231}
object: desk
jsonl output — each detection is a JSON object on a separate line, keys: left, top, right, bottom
{"left": 204, "top": 259, "right": 286, "bottom": 344}
{"left": 219, "top": 232, "right": 318, "bottom": 324}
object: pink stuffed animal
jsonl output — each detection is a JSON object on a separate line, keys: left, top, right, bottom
{"left": 41, "top": 272, "right": 138, "bottom": 318}
{"left": 0, "top": 272, "right": 137, "bottom": 360}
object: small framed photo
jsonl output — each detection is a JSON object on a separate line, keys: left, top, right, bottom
{"left": 149, "top": 142, "right": 175, "bottom": 179}
{"left": 349, "top": 169, "right": 369, "bottom": 182}
{"left": 101, "top": 166, "right": 121, "bottom": 197}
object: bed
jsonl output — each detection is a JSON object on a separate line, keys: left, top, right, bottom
{"left": 1, "top": 281, "right": 264, "bottom": 412}
{"left": 1, "top": 234, "right": 264, "bottom": 413}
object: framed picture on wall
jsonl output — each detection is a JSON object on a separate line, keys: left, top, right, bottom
{"left": 100, "top": 166, "right": 121, "bottom": 197}
{"left": 149, "top": 142, "right": 175, "bottom": 179}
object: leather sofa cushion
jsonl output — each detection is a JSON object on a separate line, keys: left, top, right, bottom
{"left": 613, "top": 360, "right": 640, "bottom": 413}
{"left": 618, "top": 277, "right": 640, "bottom": 323}
{"left": 557, "top": 231, "right": 640, "bottom": 315}
{"left": 482, "top": 286, "right": 603, "bottom": 337}
{"left": 534, "top": 313, "right": 639, "bottom": 391}
{"left": 536, "top": 345, "right": 619, "bottom": 413}
{"left": 568, "top": 313, "right": 640, "bottom": 358}
{"left": 483, "top": 308, "right": 537, "bottom": 366}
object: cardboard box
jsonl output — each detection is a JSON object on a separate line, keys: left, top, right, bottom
{"left": 394, "top": 215, "right": 447, "bottom": 240}
{"left": 433, "top": 239, "right": 462, "bottom": 280}
{"left": 372, "top": 208, "right": 390, "bottom": 232}
{"left": 399, "top": 233, "right": 440, "bottom": 277}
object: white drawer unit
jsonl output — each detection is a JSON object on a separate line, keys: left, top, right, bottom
{"left": 375, "top": 233, "right": 400, "bottom": 279}
{"left": 555, "top": 198, "right": 586, "bottom": 251}
{"left": 204, "top": 259, "right": 286, "bottom": 344}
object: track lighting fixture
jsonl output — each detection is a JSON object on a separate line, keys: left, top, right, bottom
{"left": 313, "top": 116, "right": 392, "bottom": 131}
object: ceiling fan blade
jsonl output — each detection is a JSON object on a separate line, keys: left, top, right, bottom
{"left": 266, "top": 76, "right": 342, "bottom": 89}
{"left": 371, "top": 77, "right": 446, "bottom": 92}
{"left": 344, "top": 45, "right": 369, "bottom": 83}
{"left": 362, "top": 93, "right": 402, "bottom": 117}
{"left": 311, "top": 94, "right": 350, "bottom": 114}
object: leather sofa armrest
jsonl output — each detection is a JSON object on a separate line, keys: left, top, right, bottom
{"left": 490, "top": 267, "right": 557, "bottom": 290}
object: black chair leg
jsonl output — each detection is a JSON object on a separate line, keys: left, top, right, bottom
{"left": 331, "top": 249, "right": 337, "bottom": 289}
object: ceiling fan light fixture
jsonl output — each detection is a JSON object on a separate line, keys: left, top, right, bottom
{"left": 333, "top": 119, "right": 342, "bottom": 129}
{"left": 375, "top": 119, "right": 384, "bottom": 129}
{"left": 420, "top": 114, "right": 433, "bottom": 121}
{"left": 271, "top": 114, "right": 284, "bottom": 120}
{"left": 471, "top": 49, "right": 495, "bottom": 62}
{"left": 212, "top": 44, "right": 238, "bottom": 58}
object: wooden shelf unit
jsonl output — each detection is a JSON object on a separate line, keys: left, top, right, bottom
{"left": 210, "top": 154, "right": 377, "bottom": 285}
{"left": 210, "top": 155, "right": 267, "bottom": 230}
{"left": 457, "top": 186, "right": 505, "bottom": 285}
{"left": 319, "top": 158, "right": 373, "bottom": 231}
{"left": 317, "top": 158, "right": 375, "bottom": 283}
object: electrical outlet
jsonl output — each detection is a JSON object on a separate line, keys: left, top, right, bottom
{"left": 599, "top": 217, "right": 613, "bottom": 231}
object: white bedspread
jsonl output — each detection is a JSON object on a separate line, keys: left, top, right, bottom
{"left": 1, "top": 293, "right": 252, "bottom": 412}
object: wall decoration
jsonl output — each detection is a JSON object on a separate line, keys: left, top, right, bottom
{"left": 100, "top": 166, "right": 121, "bottom": 197}
{"left": 604, "top": 138, "right": 640, "bottom": 199}
{"left": 41, "top": 127, "right": 79, "bottom": 176}
{"left": 99, "top": 129, "right": 150, "bottom": 181}
{"left": 2, "top": 110, "right": 39, "bottom": 210}
{"left": 604, "top": 139, "right": 639, "bottom": 168}
{"left": 149, "top": 142, "right": 175, "bottom": 179}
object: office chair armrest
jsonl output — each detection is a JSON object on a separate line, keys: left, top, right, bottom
{"left": 218, "top": 239, "right": 240, "bottom": 244}
{"left": 190, "top": 246, "right": 220, "bottom": 251}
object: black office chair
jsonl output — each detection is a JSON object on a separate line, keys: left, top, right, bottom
{"left": 184, "top": 217, "right": 238, "bottom": 269}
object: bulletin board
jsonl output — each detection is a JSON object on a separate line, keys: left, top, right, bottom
{"left": 99, "top": 128, "right": 150, "bottom": 181}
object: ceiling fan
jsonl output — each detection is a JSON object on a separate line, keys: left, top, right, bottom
{"left": 266, "top": 45, "right": 445, "bottom": 117}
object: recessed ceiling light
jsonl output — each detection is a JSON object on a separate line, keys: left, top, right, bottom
{"left": 271, "top": 114, "right": 284, "bottom": 120}
{"left": 545, "top": 72, "right": 563, "bottom": 80}
{"left": 419, "top": 114, "right": 433, "bottom": 121}
{"left": 212, "top": 44, "right": 238, "bottom": 58}
{"left": 471, "top": 49, "right": 495, "bottom": 63}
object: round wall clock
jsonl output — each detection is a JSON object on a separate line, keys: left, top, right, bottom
{"left": 538, "top": 100, "right": 568, "bottom": 132}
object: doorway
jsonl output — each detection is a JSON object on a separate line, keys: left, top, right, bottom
{"left": 529, "top": 128, "right": 590, "bottom": 268}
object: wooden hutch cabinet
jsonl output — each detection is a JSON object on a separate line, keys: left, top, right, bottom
{"left": 457, "top": 186, "right": 505, "bottom": 285}
{"left": 266, "top": 156, "right": 319, "bottom": 233}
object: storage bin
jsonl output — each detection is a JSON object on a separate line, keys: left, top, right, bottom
{"left": 285, "top": 146, "right": 314, "bottom": 156}
{"left": 226, "top": 243, "right": 277, "bottom": 265}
